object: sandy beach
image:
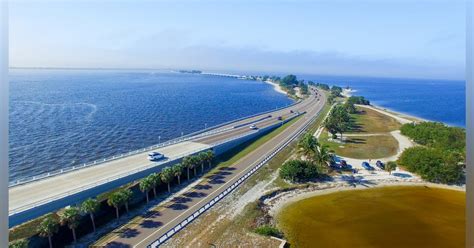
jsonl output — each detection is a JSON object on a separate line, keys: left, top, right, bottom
{"left": 264, "top": 80, "right": 287, "bottom": 95}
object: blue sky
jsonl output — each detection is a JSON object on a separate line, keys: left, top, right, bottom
{"left": 10, "top": 0, "right": 465, "bottom": 79}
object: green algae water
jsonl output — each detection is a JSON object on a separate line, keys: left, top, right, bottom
{"left": 277, "top": 186, "right": 465, "bottom": 248}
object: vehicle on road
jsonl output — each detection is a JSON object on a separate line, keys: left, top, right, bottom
{"left": 362, "top": 162, "right": 374, "bottom": 170}
{"left": 277, "top": 116, "right": 283, "bottom": 120}
{"left": 148, "top": 152, "right": 164, "bottom": 161}
{"left": 376, "top": 160, "right": 385, "bottom": 169}
{"left": 249, "top": 124, "right": 258, "bottom": 130}
{"left": 290, "top": 110, "right": 294, "bottom": 113}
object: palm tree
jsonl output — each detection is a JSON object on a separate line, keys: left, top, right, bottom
{"left": 297, "top": 133, "right": 319, "bottom": 160}
{"left": 172, "top": 163, "right": 183, "bottom": 185}
{"left": 37, "top": 215, "right": 59, "bottom": 248}
{"left": 139, "top": 177, "right": 153, "bottom": 203}
{"left": 204, "top": 150, "right": 214, "bottom": 168}
{"left": 80, "top": 198, "right": 100, "bottom": 232}
{"left": 148, "top": 173, "right": 161, "bottom": 198}
{"left": 107, "top": 192, "right": 124, "bottom": 219}
{"left": 182, "top": 156, "right": 194, "bottom": 181}
{"left": 385, "top": 161, "right": 397, "bottom": 175}
{"left": 120, "top": 188, "right": 133, "bottom": 213}
{"left": 190, "top": 155, "right": 199, "bottom": 177}
{"left": 198, "top": 152, "right": 207, "bottom": 174}
{"left": 161, "top": 167, "right": 174, "bottom": 193}
{"left": 59, "top": 207, "right": 80, "bottom": 243}
{"left": 314, "top": 144, "right": 333, "bottom": 167}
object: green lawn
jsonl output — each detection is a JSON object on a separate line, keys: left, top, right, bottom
{"left": 320, "top": 131, "right": 399, "bottom": 159}
{"left": 348, "top": 106, "right": 401, "bottom": 133}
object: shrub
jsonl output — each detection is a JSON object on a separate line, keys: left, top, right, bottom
{"left": 254, "top": 225, "right": 282, "bottom": 237}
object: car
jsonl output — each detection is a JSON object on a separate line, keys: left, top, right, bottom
{"left": 148, "top": 152, "right": 164, "bottom": 161}
{"left": 290, "top": 110, "right": 294, "bottom": 113}
{"left": 361, "top": 162, "right": 374, "bottom": 170}
{"left": 268, "top": 114, "right": 272, "bottom": 118}
{"left": 277, "top": 116, "right": 283, "bottom": 120}
{"left": 341, "top": 160, "right": 348, "bottom": 167}
{"left": 376, "top": 160, "right": 384, "bottom": 169}
{"left": 249, "top": 124, "right": 258, "bottom": 130}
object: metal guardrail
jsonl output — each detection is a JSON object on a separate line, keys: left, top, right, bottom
{"left": 9, "top": 100, "right": 302, "bottom": 188}
{"left": 148, "top": 107, "right": 322, "bottom": 247}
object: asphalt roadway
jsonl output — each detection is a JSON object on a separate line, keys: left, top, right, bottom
{"left": 97, "top": 88, "right": 326, "bottom": 247}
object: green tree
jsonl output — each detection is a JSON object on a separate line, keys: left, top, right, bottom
{"left": 139, "top": 177, "right": 153, "bottom": 203}
{"left": 80, "top": 198, "right": 100, "bottom": 232}
{"left": 37, "top": 215, "right": 59, "bottom": 248}
{"left": 297, "top": 133, "right": 319, "bottom": 161}
{"left": 344, "top": 101, "right": 357, "bottom": 114}
{"left": 279, "top": 160, "right": 304, "bottom": 182}
{"left": 172, "top": 163, "right": 183, "bottom": 185}
{"left": 385, "top": 161, "right": 397, "bottom": 175}
{"left": 148, "top": 173, "right": 161, "bottom": 198}
{"left": 314, "top": 144, "right": 333, "bottom": 167}
{"left": 161, "top": 167, "right": 175, "bottom": 193}
{"left": 108, "top": 191, "right": 124, "bottom": 219}
{"left": 9, "top": 239, "right": 28, "bottom": 248}
{"left": 325, "top": 105, "right": 351, "bottom": 141}
{"left": 120, "top": 188, "right": 133, "bottom": 213}
{"left": 198, "top": 152, "right": 207, "bottom": 174}
{"left": 59, "top": 207, "right": 81, "bottom": 243}
{"left": 182, "top": 156, "right": 194, "bottom": 181}
{"left": 204, "top": 150, "right": 214, "bottom": 168}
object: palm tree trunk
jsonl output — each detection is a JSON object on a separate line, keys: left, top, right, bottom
{"left": 145, "top": 192, "right": 149, "bottom": 203}
{"left": 72, "top": 228, "right": 77, "bottom": 243}
{"left": 194, "top": 167, "right": 197, "bottom": 177}
{"left": 48, "top": 235, "right": 53, "bottom": 248}
{"left": 201, "top": 163, "right": 204, "bottom": 174}
{"left": 125, "top": 203, "right": 129, "bottom": 213}
{"left": 90, "top": 213, "right": 96, "bottom": 232}
{"left": 153, "top": 188, "right": 157, "bottom": 198}
{"left": 167, "top": 183, "right": 171, "bottom": 193}
{"left": 187, "top": 168, "right": 190, "bottom": 180}
{"left": 208, "top": 161, "right": 211, "bottom": 168}
{"left": 177, "top": 175, "right": 181, "bottom": 185}
{"left": 115, "top": 206, "right": 120, "bottom": 219}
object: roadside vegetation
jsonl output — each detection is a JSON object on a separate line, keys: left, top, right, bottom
{"left": 397, "top": 122, "right": 465, "bottom": 184}
{"left": 9, "top": 150, "right": 215, "bottom": 247}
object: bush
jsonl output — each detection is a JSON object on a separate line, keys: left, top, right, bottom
{"left": 397, "top": 147, "right": 464, "bottom": 184}
{"left": 279, "top": 160, "right": 321, "bottom": 182}
{"left": 254, "top": 225, "right": 282, "bottom": 237}
{"left": 347, "top": 96, "right": 370, "bottom": 105}
{"left": 400, "top": 122, "right": 465, "bottom": 151}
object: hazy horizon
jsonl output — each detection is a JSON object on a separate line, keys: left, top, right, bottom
{"left": 10, "top": 1, "right": 465, "bottom": 80}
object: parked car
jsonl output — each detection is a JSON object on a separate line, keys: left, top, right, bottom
{"left": 148, "top": 152, "right": 164, "bottom": 161}
{"left": 361, "top": 162, "right": 374, "bottom": 170}
{"left": 249, "top": 124, "right": 258, "bottom": 130}
{"left": 341, "top": 160, "right": 348, "bottom": 167}
{"left": 376, "top": 160, "right": 384, "bottom": 169}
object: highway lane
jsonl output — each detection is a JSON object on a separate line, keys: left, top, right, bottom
{"left": 97, "top": 89, "right": 326, "bottom": 247}
{"left": 8, "top": 92, "right": 318, "bottom": 225}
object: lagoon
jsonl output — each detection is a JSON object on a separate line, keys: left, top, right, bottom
{"left": 277, "top": 186, "right": 465, "bottom": 248}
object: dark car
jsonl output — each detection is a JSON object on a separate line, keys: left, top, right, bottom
{"left": 362, "top": 162, "right": 374, "bottom": 170}
{"left": 277, "top": 116, "right": 283, "bottom": 120}
{"left": 376, "top": 160, "right": 384, "bottom": 169}
{"left": 341, "top": 160, "right": 348, "bottom": 167}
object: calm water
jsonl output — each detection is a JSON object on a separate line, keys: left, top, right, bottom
{"left": 301, "top": 74, "right": 465, "bottom": 127}
{"left": 9, "top": 69, "right": 293, "bottom": 181}
{"left": 277, "top": 186, "right": 465, "bottom": 248}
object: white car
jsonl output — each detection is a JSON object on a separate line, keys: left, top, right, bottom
{"left": 249, "top": 124, "right": 258, "bottom": 130}
{"left": 148, "top": 152, "right": 164, "bottom": 161}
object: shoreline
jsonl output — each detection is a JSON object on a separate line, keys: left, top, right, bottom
{"left": 268, "top": 181, "right": 465, "bottom": 218}
{"left": 264, "top": 80, "right": 287, "bottom": 95}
